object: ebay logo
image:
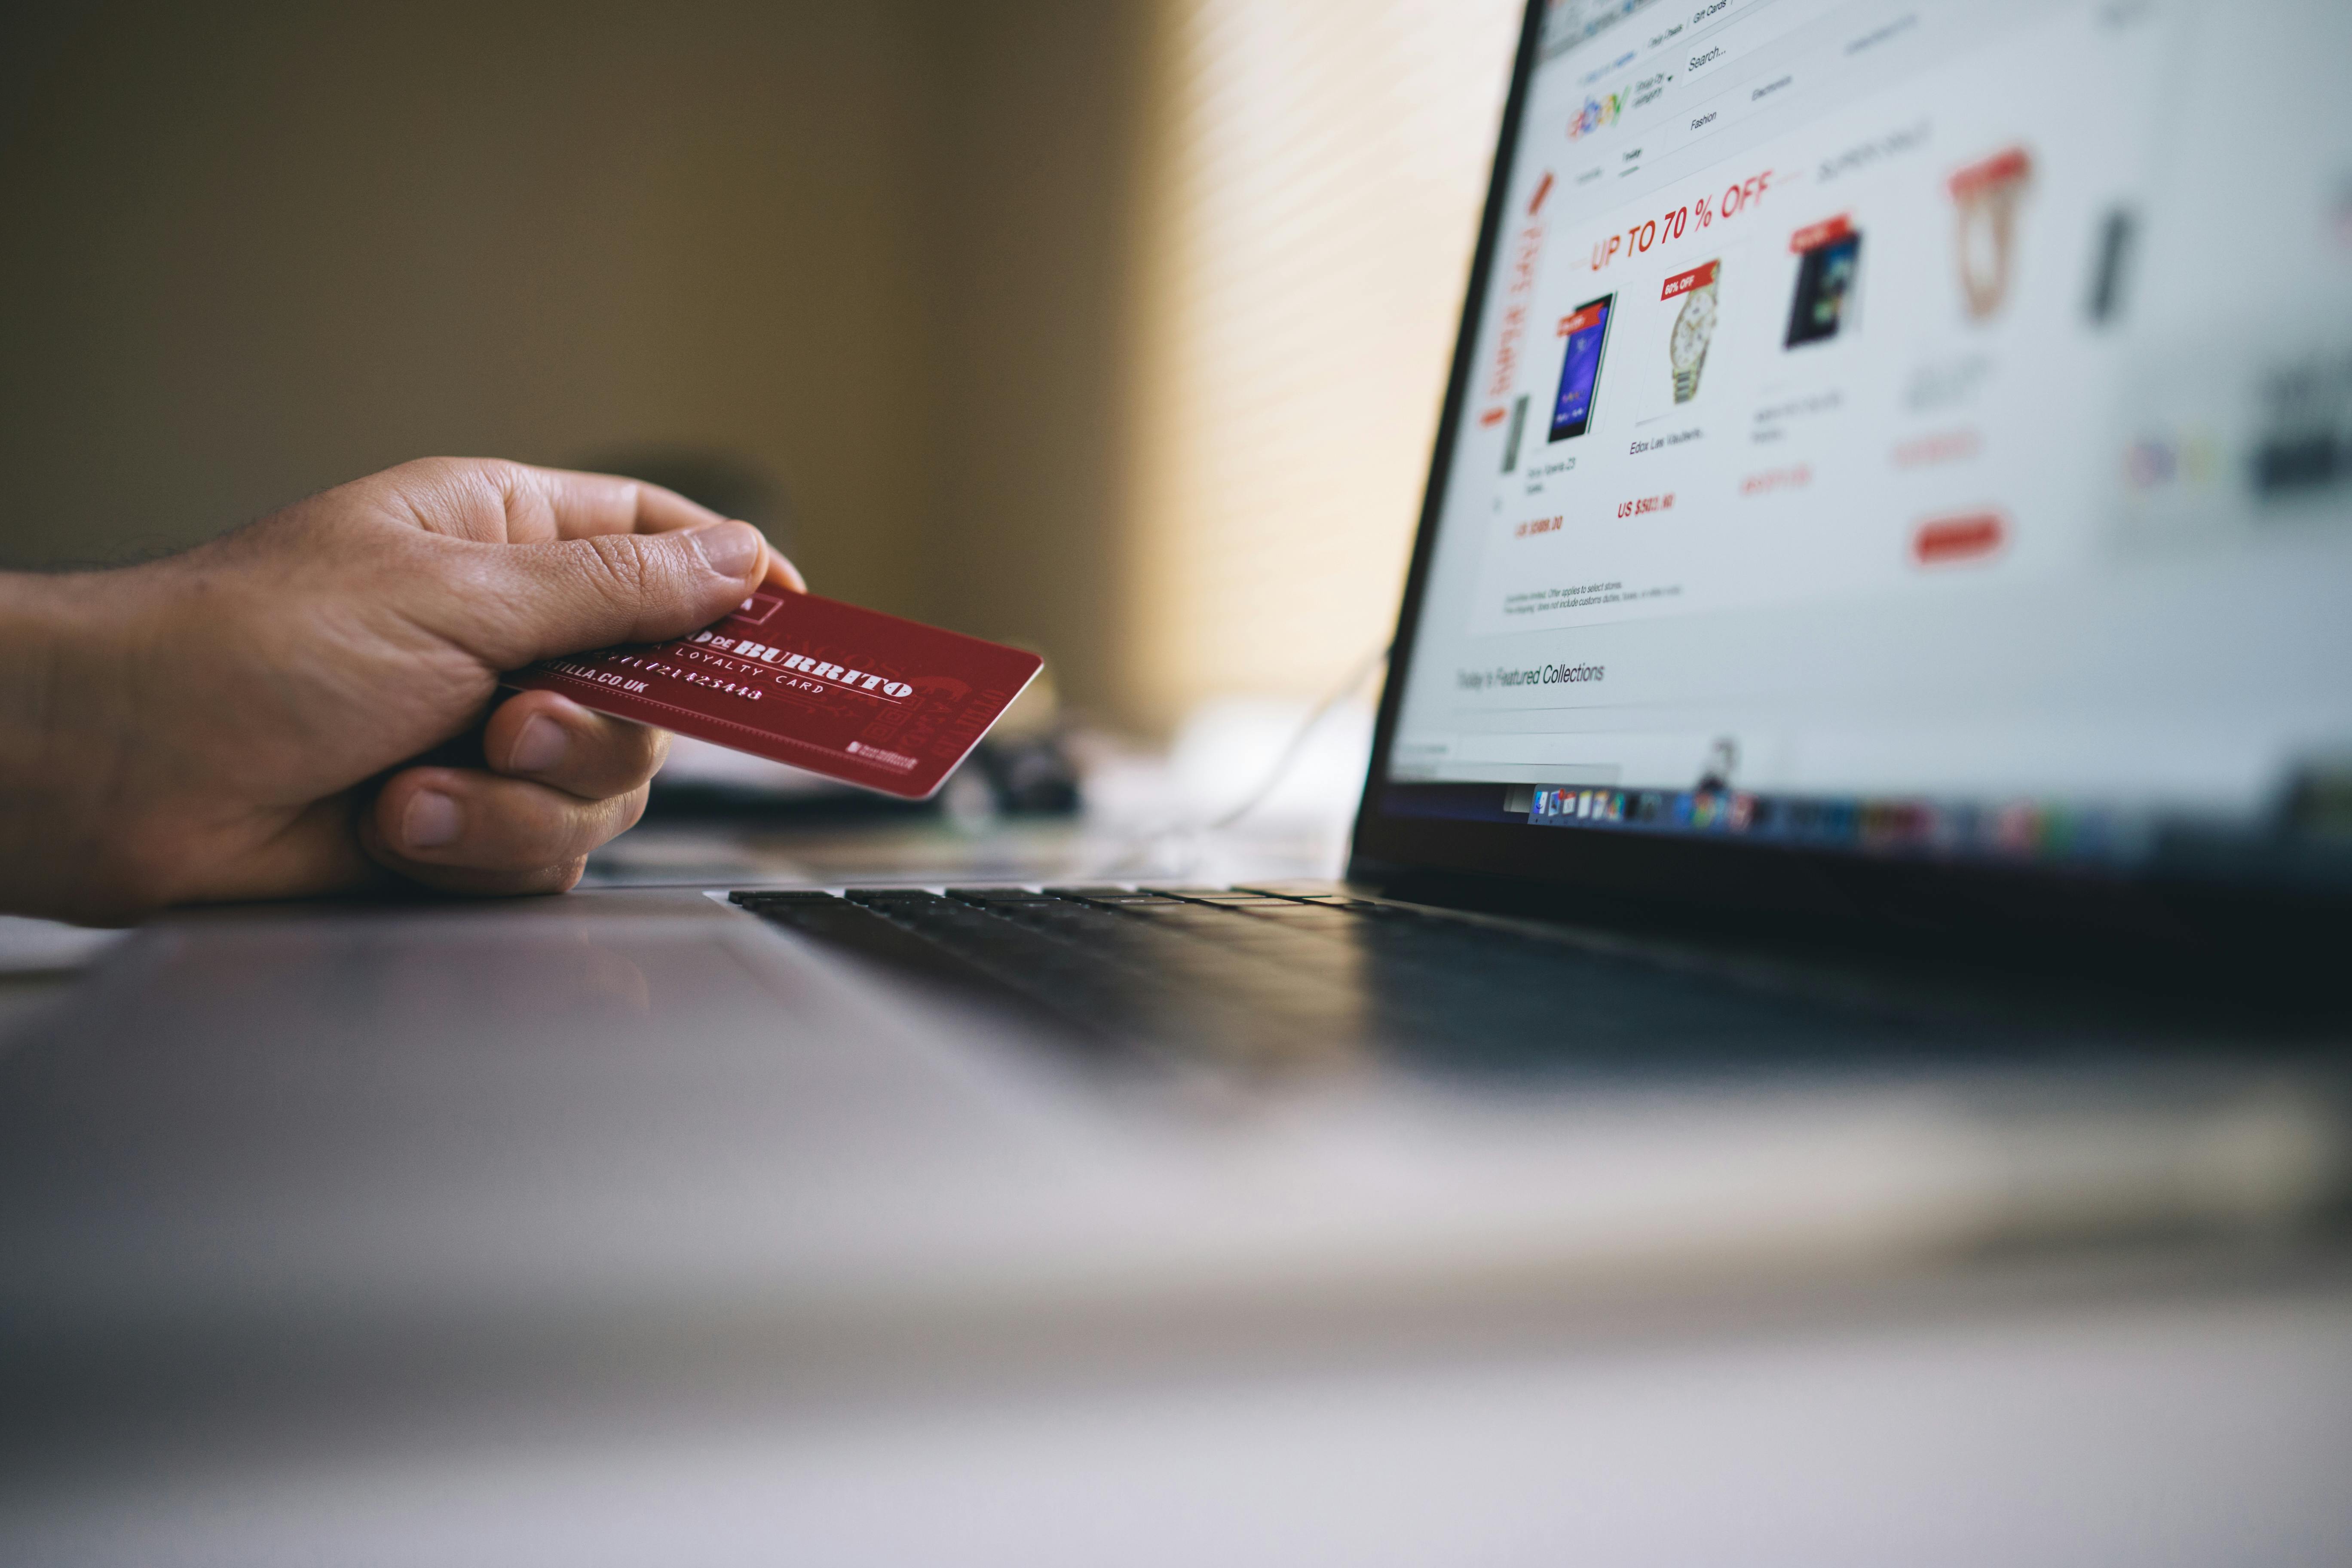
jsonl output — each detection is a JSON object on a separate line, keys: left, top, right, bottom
{"left": 1568, "top": 90, "right": 1623, "bottom": 141}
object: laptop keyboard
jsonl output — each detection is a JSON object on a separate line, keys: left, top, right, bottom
{"left": 729, "top": 885, "right": 1936, "bottom": 1075}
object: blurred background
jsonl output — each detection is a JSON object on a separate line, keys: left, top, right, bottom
{"left": 0, "top": 0, "right": 1519, "bottom": 744}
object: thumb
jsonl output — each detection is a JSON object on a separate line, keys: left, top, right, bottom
{"left": 447, "top": 520, "right": 771, "bottom": 671}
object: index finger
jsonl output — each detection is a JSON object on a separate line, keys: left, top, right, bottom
{"left": 501, "top": 464, "right": 807, "bottom": 592}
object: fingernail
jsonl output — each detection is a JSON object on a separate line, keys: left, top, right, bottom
{"left": 689, "top": 521, "right": 763, "bottom": 579}
{"left": 403, "top": 790, "right": 462, "bottom": 851}
{"left": 509, "top": 714, "right": 567, "bottom": 774}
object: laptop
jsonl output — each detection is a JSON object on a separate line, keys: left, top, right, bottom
{"left": 4, "top": 0, "right": 2350, "bottom": 1556}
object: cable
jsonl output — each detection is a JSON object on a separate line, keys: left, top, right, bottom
{"left": 1087, "top": 641, "right": 1391, "bottom": 879}
{"left": 1200, "top": 640, "right": 1392, "bottom": 833}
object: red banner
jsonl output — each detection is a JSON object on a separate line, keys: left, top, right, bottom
{"left": 1660, "top": 260, "right": 1720, "bottom": 300}
{"left": 1788, "top": 214, "right": 1853, "bottom": 253}
{"left": 1948, "top": 146, "right": 2031, "bottom": 200}
{"left": 1557, "top": 303, "right": 1607, "bottom": 336}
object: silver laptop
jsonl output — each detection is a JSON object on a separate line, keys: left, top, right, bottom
{"left": 5, "top": 0, "right": 2350, "bottom": 1559}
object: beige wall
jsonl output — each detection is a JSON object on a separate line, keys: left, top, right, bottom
{"left": 918, "top": 3, "right": 1148, "bottom": 723}
{"left": 0, "top": 0, "right": 1144, "bottom": 689}
{"left": 1, "top": 2, "right": 1519, "bottom": 737}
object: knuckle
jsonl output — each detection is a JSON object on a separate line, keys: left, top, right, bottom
{"left": 428, "top": 790, "right": 570, "bottom": 873}
{"left": 509, "top": 818, "right": 588, "bottom": 871}
{"left": 640, "top": 726, "right": 673, "bottom": 774}
{"left": 404, "top": 456, "right": 497, "bottom": 512}
{"left": 610, "top": 720, "right": 666, "bottom": 778}
{"left": 482, "top": 458, "right": 544, "bottom": 516}
{"left": 397, "top": 456, "right": 473, "bottom": 484}
{"left": 581, "top": 533, "right": 653, "bottom": 600}
{"left": 421, "top": 455, "right": 525, "bottom": 498}
{"left": 504, "top": 859, "right": 587, "bottom": 896}
{"left": 370, "top": 457, "right": 450, "bottom": 495}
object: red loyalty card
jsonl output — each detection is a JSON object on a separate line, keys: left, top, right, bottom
{"left": 503, "top": 591, "right": 1044, "bottom": 799}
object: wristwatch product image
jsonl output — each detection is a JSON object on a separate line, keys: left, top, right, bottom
{"left": 1664, "top": 259, "right": 1721, "bottom": 404}
{"left": 1950, "top": 145, "right": 2033, "bottom": 321}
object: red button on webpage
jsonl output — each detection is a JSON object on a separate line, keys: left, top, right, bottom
{"left": 1912, "top": 512, "right": 2006, "bottom": 565}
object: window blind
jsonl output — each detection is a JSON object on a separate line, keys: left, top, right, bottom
{"left": 1123, "top": 0, "right": 1523, "bottom": 730}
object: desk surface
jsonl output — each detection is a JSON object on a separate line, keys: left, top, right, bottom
{"left": 3, "top": 876, "right": 2346, "bottom": 1565}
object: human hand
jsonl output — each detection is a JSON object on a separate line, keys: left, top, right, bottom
{"left": 0, "top": 458, "right": 803, "bottom": 924}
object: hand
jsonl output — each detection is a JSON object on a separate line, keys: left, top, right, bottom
{"left": 0, "top": 458, "right": 804, "bottom": 925}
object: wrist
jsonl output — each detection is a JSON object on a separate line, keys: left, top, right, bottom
{"left": 0, "top": 571, "right": 144, "bottom": 922}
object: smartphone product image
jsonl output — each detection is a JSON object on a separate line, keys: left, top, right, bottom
{"left": 1785, "top": 219, "right": 1861, "bottom": 348}
{"left": 1549, "top": 294, "right": 1615, "bottom": 441}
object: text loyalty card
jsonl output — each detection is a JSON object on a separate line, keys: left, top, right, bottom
{"left": 504, "top": 591, "right": 1044, "bottom": 799}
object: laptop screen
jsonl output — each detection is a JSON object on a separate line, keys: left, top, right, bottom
{"left": 1373, "top": 0, "right": 2352, "bottom": 887}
